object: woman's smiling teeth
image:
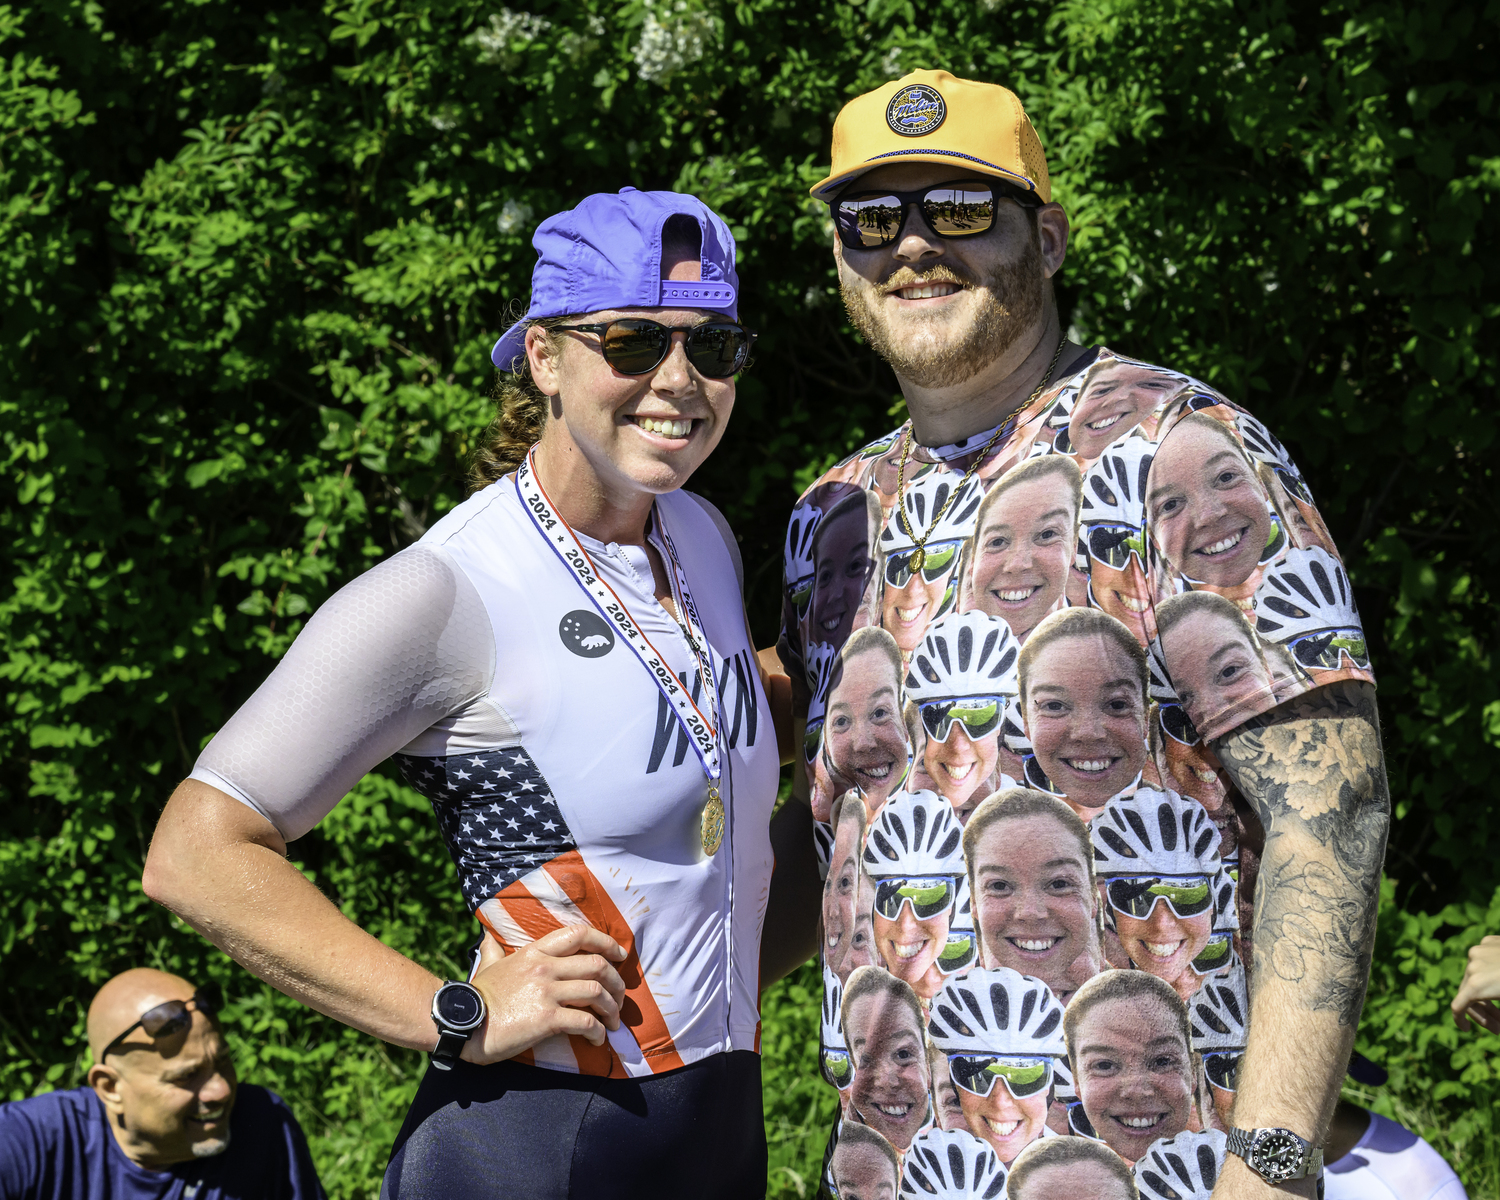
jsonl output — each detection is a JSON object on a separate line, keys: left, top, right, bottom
{"left": 984, "top": 1117, "right": 1022, "bottom": 1137}
{"left": 993, "top": 586, "right": 1040, "bottom": 603}
{"left": 897, "top": 282, "right": 959, "bottom": 300}
{"left": 892, "top": 938, "right": 929, "bottom": 960}
{"left": 939, "top": 761, "right": 976, "bottom": 782}
{"left": 874, "top": 1102, "right": 913, "bottom": 1118}
{"left": 1087, "top": 411, "right": 1125, "bottom": 431}
{"left": 632, "top": 415, "right": 693, "bottom": 438}
{"left": 1064, "top": 757, "right": 1115, "bottom": 774}
{"left": 1143, "top": 940, "right": 1185, "bottom": 959}
{"left": 1115, "top": 1114, "right": 1166, "bottom": 1131}
{"left": 1195, "top": 529, "right": 1245, "bottom": 557}
{"left": 1009, "top": 936, "right": 1060, "bottom": 952}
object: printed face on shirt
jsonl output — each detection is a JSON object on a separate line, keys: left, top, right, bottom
{"left": 826, "top": 647, "right": 910, "bottom": 810}
{"left": 882, "top": 550, "right": 959, "bottom": 655}
{"left": 1109, "top": 886, "right": 1215, "bottom": 1000}
{"left": 1013, "top": 1157, "right": 1136, "bottom": 1200}
{"left": 1084, "top": 545, "right": 1153, "bottom": 644}
{"left": 923, "top": 722, "right": 1000, "bottom": 814}
{"left": 958, "top": 1061, "right": 1051, "bottom": 1165}
{"left": 969, "top": 471, "right": 1077, "bottom": 642}
{"left": 1147, "top": 417, "right": 1273, "bottom": 588}
{"left": 929, "top": 1043, "right": 968, "bottom": 1131}
{"left": 1159, "top": 606, "right": 1273, "bottom": 735}
{"left": 1067, "top": 362, "right": 1181, "bottom": 461}
{"left": 973, "top": 813, "right": 1102, "bottom": 1004}
{"left": 830, "top": 1136, "right": 899, "bottom": 1200}
{"left": 846, "top": 987, "right": 932, "bottom": 1150}
{"left": 813, "top": 501, "right": 877, "bottom": 649}
{"left": 1073, "top": 993, "right": 1195, "bottom": 1163}
{"left": 872, "top": 877, "right": 952, "bottom": 999}
{"left": 825, "top": 799, "right": 867, "bottom": 983}
{"left": 1023, "top": 634, "right": 1148, "bottom": 814}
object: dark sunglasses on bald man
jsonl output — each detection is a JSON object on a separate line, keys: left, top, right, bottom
{"left": 832, "top": 179, "right": 1043, "bottom": 251}
{"left": 101, "top": 983, "right": 223, "bottom": 1062}
{"left": 553, "top": 318, "right": 756, "bottom": 378}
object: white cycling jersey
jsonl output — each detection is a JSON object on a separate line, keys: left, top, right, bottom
{"left": 1324, "top": 1112, "right": 1469, "bottom": 1200}
{"left": 190, "top": 476, "right": 778, "bottom": 1079}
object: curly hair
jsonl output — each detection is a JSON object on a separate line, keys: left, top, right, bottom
{"left": 466, "top": 315, "right": 571, "bottom": 493}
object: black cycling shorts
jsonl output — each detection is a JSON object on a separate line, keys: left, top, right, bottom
{"left": 382, "top": 1050, "right": 766, "bottom": 1200}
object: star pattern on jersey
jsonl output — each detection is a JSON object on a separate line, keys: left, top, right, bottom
{"left": 393, "top": 748, "right": 575, "bottom": 910}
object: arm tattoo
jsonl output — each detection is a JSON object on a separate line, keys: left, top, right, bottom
{"left": 1212, "top": 680, "right": 1390, "bottom": 1026}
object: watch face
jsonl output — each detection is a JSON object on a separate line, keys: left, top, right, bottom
{"left": 1252, "top": 1131, "right": 1303, "bottom": 1181}
{"left": 437, "top": 985, "right": 483, "bottom": 1028}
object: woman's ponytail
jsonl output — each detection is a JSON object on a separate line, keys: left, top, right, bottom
{"left": 467, "top": 319, "right": 565, "bottom": 493}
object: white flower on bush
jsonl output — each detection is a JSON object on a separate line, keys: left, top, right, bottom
{"left": 634, "top": 1, "right": 720, "bottom": 84}
{"left": 467, "top": 9, "right": 552, "bottom": 68}
{"left": 497, "top": 199, "right": 534, "bottom": 235}
{"left": 561, "top": 14, "right": 607, "bottom": 60}
{"left": 880, "top": 46, "right": 902, "bottom": 77}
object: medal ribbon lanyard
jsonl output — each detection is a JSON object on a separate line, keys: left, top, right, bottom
{"left": 515, "top": 451, "right": 721, "bottom": 786}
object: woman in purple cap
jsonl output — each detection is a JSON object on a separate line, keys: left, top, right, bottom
{"left": 143, "top": 189, "right": 789, "bottom": 1198}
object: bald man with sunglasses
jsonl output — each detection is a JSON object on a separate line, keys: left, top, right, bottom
{"left": 0, "top": 968, "right": 323, "bottom": 1200}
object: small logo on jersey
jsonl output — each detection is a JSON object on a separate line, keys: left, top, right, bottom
{"left": 560, "top": 610, "right": 615, "bottom": 657}
{"left": 886, "top": 84, "right": 946, "bottom": 137}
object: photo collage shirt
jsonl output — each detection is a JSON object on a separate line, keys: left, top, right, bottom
{"left": 777, "top": 348, "right": 1376, "bottom": 1199}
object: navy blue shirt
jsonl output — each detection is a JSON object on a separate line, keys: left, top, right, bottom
{"left": 0, "top": 1084, "right": 324, "bottom": 1200}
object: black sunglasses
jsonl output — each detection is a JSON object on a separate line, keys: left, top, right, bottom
{"left": 831, "top": 179, "right": 1043, "bottom": 251}
{"left": 101, "top": 984, "right": 223, "bottom": 1061}
{"left": 553, "top": 318, "right": 756, "bottom": 378}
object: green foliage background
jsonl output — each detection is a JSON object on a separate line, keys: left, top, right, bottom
{"left": 2, "top": 0, "right": 1497, "bottom": 1194}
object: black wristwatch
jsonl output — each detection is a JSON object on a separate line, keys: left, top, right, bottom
{"left": 1226, "top": 1126, "right": 1324, "bottom": 1186}
{"left": 430, "top": 981, "right": 486, "bottom": 1071}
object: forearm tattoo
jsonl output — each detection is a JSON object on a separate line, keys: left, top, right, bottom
{"left": 1213, "top": 681, "right": 1391, "bottom": 1026}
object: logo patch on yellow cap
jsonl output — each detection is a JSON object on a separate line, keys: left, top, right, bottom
{"left": 885, "top": 84, "right": 946, "bottom": 137}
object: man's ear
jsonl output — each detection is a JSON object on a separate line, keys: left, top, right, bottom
{"left": 1037, "top": 203, "right": 1070, "bottom": 280}
{"left": 89, "top": 1062, "right": 126, "bottom": 1115}
{"left": 525, "top": 324, "right": 563, "bottom": 396}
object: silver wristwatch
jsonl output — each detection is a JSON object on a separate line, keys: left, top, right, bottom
{"left": 1226, "top": 1126, "right": 1324, "bottom": 1185}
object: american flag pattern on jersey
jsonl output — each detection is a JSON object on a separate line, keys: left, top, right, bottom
{"left": 393, "top": 747, "right": 574, "bottom": 911}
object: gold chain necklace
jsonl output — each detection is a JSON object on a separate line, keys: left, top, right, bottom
{"left": 895, "top": 333, "right": 1068, "bottom": 572}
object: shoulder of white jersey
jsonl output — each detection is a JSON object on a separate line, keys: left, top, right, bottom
{"left": 678, "top": 490, "right": 744, "bottom": 594}
{"left": 418, "top": 472, "right": 520, "bottom": 549}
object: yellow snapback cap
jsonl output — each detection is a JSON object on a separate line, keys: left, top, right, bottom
{"left": 811, "top": 69, "right": 1050, "bottom": 203}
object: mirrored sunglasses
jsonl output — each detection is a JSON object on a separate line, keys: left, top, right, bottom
{"left": 873, "top": 875, "right": 959, "bottom": 922}
{"left": 1190, "top": 931, "right": 1235, "bottom": 975}
{"left": 1157, "top": 702, "right": 1200, "bottom": 747}
{"left": 1083, "top": 522, "right": 1148, "bottom": 571}
{"left": 1106, "top": 875, "right": 1214, "bottom": 921}
{"left": 885, "top": 539, "right": 963, "bottom": 588}
{"left": 1288, "top": 629, "right": 1369, "bottom": 672}
{"left": 832, "top": 181, "right": 1042, "bottom": 251}
{"left": 1203, "top": 1050, "right": 1243, "bottom": 1092}
{"left": 788, "top": 574, "right": 814, "bottom": 620}
{"left": 101, "top": 983, "right": 223, "bottom": 1061}
{"left": 821, "top": 1045, "right": 854, "bottom": 1089}
{"left": 919, "top": 695, "right": 1006, "bottom": 744}
{"left": 803, "top": 719, "right": 823, "bottom": 766}
{"left": 947, "top": 1052, "right": 1054, "bottom": 1100}
{"left": 552, "top": 318, "right": 756, "bottom": 378}
{"left": 937, "top": 929, "right": 976, "bottom": 974}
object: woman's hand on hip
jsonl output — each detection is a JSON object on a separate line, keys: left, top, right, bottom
{"left": 464, "top": 925, "right": 629, "bottom": 1064}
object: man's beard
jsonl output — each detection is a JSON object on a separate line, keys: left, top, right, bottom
{"left": 841, "top": 234, "right": 1047, "bottom": 389}
{"left": 191, "top": 1130, "right": 231, "bottom": 1159}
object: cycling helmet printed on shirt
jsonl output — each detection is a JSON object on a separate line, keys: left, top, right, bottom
{"left": 1135, "top": 1128, "right": 1229, "bottom": 1200}
{"left": 1188, "top": 961, "right": 1249, "bottom": 1053}
{"left": 804, "top": 641, "right": 838, "bottom": 761}
{"left": 784, "top": 499, "right": 821, "bottom": 622}
{"left": 862, "top": 789, "right": 965, "bottom": 880}
{"left": 1236, "top": 411, "right": 1316, "bottom": 507}
{"left": 900, "top": 1127, "right": 1008, "bottom": 1200}
{"left": 880, "top": 469, "right": 986, "bottom": 560}
{"left": 1091, "top": 787, "right": 1238, "bottom": 931}
{"left": 906, "top": 611, "right": 1019, "bottom": 705}
{"left": 1253, "top": 547, "right": 1367, "bottom": 673}
{"left": 926, "top": 967, "right": 1068, "bottom": 1058}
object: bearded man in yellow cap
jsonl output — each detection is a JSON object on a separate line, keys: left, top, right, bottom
{"left": 778, "top": 70, "right": 1389, "bottom": 1200}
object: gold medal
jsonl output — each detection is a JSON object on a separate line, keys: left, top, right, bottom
{"left": 908, "top": 546, "right": 926, "bottom": 573}
{"left": 701, "top": 784, "right": 724, "bottom": 856}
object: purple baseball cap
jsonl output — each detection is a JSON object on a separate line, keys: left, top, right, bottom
{"left": 491, "top": 187, "right": 740, "bottom": 372}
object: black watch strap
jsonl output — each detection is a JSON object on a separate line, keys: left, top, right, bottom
{"left": 430, "top": 1027, "right": 470, "bottom": 1071}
